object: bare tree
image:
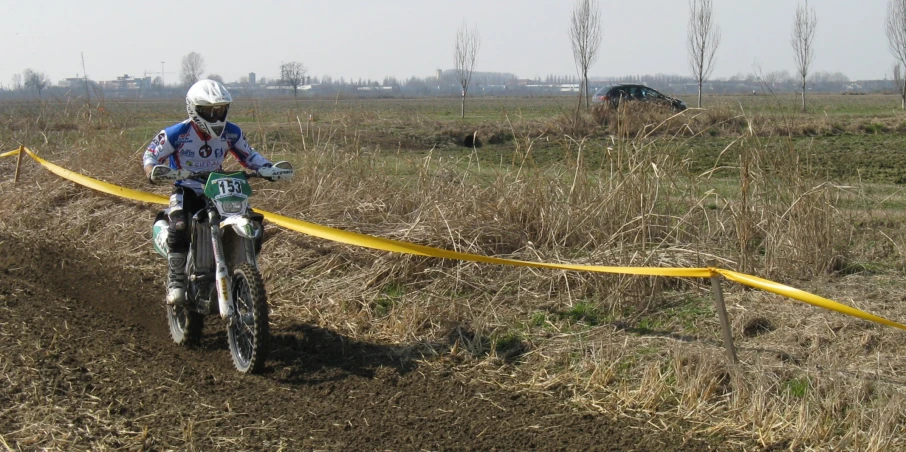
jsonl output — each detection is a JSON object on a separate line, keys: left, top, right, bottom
{"left": 180, "top": 52, "right": 205, "bottom": 87}
{"left": 280, "top": 62, "right": 308, "bottom": 98}
{"left": 569, "top": 0, "right": 603, "bottom": 111}
{"left": 453, "top": 20, "right": 480, "bottom": 118}
{"left": 687, "top": 0, "right": 721, "bottom": 108}
{"left": 791, "top": 1, "right": 817, "bottom": 113}
{"left": 23, "top": 69, "right": 50, "bottom": 98}
{"left": 207, "top": 74, "right": 224, "bottom": 84}
{"left": 10, "top": 74, "right": 22, "bottom": 91}
{"left": 888, "top": 0, "right": 906, "bottom": 109}
{"left": 894, "top": 63, "right": 906, "bottom": 107}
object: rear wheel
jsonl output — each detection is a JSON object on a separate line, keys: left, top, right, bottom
{"left": 167, "top": 304, "right": 204, "bottom": 345}
{"left": 167, "top": 248, "right": 204, "bottom": 345}
{"left": 227, "top": 263, "right": 269, "bottom": 374}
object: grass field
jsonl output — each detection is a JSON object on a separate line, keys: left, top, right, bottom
{"left": 3, "top": 92, "right": 906, "bottom": 450}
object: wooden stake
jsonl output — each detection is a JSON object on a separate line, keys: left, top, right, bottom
{"left": 14, "top": 146, "right": 24, "bottom": 184}
{"left": 711, "top": 272, "right": 738, "bottom": 364}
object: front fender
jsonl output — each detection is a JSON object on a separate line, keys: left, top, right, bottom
{"left": 221, "top": 215, "right": 261, "bottom": 239}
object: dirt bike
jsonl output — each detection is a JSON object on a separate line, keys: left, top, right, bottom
{"left": 149, "top": 162, "right": 293, "bottom": 373}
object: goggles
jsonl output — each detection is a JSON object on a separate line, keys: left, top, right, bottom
{"left": 196, "top": 104, "right": 229, "bottom": 122}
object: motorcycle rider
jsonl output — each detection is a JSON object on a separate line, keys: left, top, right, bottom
{"left": 143, "top": 79, "right": 274, "bottom": 305}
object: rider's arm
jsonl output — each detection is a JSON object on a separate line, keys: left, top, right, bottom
{"left": 226, "top": 125, "right": 271, "bottom": 170}
{"left": 142, "top": 130, "right": 176, "bottom": 180}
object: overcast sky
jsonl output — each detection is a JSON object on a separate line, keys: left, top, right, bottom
{"left": 0, "top": 0, "right": 893, "bottom": 86}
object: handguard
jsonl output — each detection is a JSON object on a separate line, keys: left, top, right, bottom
{"left": 149, "top": 165, "right": 192, "bottom": 183}
{"left": 257, "top": 161, "right": 294, "bottom": 181}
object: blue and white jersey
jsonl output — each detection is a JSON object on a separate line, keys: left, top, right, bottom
{"left": 143, "top": 120, "right": 271, "bottom": 190}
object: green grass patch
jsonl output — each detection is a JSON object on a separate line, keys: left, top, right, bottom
{"left": 783, "top": 377, "right": 810, "bottom": 398}
{"left": 373, "top": 282, "right": 406, "bottom": 316}
{"left": 557, "top": 301, "right": 607, "bottom": 327}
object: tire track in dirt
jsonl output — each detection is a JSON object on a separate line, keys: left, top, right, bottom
{"left": 0, "top": 233, "right": 726, "bottom": 450}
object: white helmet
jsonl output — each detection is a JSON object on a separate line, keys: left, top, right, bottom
{"left": 186, "top": 79, "right": 232, "bottom": 137}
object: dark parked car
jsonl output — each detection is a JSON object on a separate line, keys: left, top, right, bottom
{"left": 591, "top": 84, "right": 687, "bottom": 111}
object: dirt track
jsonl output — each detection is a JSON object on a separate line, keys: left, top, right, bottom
{"left": 0, "top": 233, "right": 727, "bottom": 451}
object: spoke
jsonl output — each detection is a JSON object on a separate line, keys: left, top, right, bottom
{"left": 231, "top": 279, "right": 256, "bottom": 364}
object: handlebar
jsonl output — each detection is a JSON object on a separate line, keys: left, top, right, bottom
{"left": 184, "top": 170, "right": 263, "bottom": 180}
{"left": 149, "top": 161, "right": 293, "bottom": 184}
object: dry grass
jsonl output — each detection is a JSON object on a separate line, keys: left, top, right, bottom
{"left": 590, "top": 98, "right": 906, "bottom": 141}
{"left": 2, "top": 97, "right": 906, "bottom": 450}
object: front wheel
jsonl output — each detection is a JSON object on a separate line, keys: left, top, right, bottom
{"left": 227, "top": 263, "right": 269, "bottom": 374}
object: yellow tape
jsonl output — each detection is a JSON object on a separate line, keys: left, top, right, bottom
{"left": 260, "top": 210, "right": 713, "bottom": 277}
{"left": 22, "top": 149, "right": 169, "bottom": 205}
{"left": 717, "top": 269, "right": 906, "bottom": 331}
{"left": 8, "top": 147, "right": 906, "bottom": 332}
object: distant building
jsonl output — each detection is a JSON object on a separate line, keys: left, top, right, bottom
{"left": 249, "top": 72, "right": 256, "bottom": 85}
{"left": 62, "top": 75, "right": 86, "bottom": 89}
{"left": 98, "top": 74, "right": 150, "bottom": 90}
{"left": 559, "top": 83, "right": 580, "bottom": 92}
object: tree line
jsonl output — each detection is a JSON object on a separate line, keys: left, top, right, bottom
{"left": 8, "top": 0, "right": 906, "bottom": 111}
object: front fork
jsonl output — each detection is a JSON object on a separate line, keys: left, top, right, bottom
{"left": 210, "top": 221, "right": 234, "bottom": 319}
{"left": 210, "top": 216, "right": 260, "bottom": 320}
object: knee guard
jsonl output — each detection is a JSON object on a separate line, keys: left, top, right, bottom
{"left": 168, "top": 192, "right": 186, "bottom": 231}
{"left": 167, "top": 190, "right": 189, "bottom": 253}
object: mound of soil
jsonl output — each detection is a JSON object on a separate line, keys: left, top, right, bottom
{"left": 0, "top": 233, "right": 724, "bottom": 450}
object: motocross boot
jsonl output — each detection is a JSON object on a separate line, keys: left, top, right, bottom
{"left": 166, "top": 252, "right": 187, "bottom": 305}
